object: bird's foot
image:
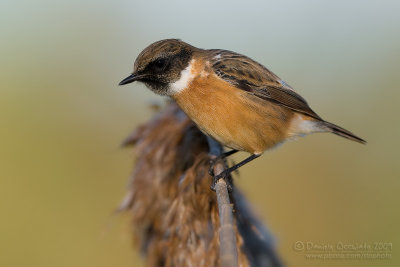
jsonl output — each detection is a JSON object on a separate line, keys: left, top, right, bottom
{"left": 208, "top": 158, "right": 218, "bottom": 176}
{"left": 210, "top": 169, "right": 233, "bottom": 193}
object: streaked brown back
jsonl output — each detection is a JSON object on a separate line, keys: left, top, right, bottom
{"left": 207, "top": 49, "right": 322, "bottom": 120}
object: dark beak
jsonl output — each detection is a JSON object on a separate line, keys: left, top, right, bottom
{"left": 118, "top": 73, "right": 142, "bottom": 86}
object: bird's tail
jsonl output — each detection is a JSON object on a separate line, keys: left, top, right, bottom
{"left": 320, "top": 121, "right": 366, "bottom": 144}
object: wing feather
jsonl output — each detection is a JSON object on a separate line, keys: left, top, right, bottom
{"left": 208, "top": 49, "right": 321, "bottom": 120}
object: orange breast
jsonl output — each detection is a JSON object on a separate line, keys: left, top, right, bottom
{"left": 172, "top": 64, "right": 294, "bottom": 154}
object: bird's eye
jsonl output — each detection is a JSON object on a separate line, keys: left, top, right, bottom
{"left": 154, "top": 58, "right": 166, "bottom": 70}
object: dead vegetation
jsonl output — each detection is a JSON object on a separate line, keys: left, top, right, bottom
{"left": 120, "top": 102, "right": 282, "bottom": 267}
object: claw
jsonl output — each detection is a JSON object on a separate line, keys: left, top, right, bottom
{"left": 210, "top": 170, "right": 233, "bottom": 193}
{"left": 208, "top": 159, "right": 217, "bottom": 176}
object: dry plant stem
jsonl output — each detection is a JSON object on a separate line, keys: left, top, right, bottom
{"left": 216, "top": 180, "right": 238, "bottom": 267}
{"left": 207, "top": 137, "right": 238, "bottom": 267}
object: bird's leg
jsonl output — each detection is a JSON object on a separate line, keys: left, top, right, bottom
{"left": 211, "top": 153, "right": 261, "bottom": 191}
{"left": 208, "top": 149, "right": 239, "bottom": 176}
{"left": 222, "top": 149, "right": 239, "bottom": 158}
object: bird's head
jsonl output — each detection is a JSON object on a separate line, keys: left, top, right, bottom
{"left": 119, "top": 39, "right": 195, "bottom": 95}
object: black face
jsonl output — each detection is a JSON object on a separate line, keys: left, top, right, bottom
{"left": 133, "top": 49, "right": 192, "bottom": 95}
{"left": 138, "top": 57, "right": 171, "bottom": 91}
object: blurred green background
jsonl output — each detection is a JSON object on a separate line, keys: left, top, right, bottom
{"left": 1, "top": 0, "right": 399, "bottom": 266}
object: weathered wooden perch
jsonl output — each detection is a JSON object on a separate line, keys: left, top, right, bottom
{"left": 207, "top": 136, "right": 238, "bottom": 267}
{"left": 120, "top": 102, "right": 282, "bottom": 267}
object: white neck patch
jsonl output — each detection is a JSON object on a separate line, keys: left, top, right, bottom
{"left": 169, "top": 59, "right": 195, "bottom": 95}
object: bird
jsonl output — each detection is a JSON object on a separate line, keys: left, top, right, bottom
{"left": 119, "top": 39, "right": 365, "bottom": 187}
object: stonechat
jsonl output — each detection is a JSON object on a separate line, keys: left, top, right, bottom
{"left": 119, "top": 39, "right": 365, "bottom": 184}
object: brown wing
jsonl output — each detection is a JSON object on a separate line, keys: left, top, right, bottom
{"left": 208, "top": 49, "right": 322, "bottom": 120}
